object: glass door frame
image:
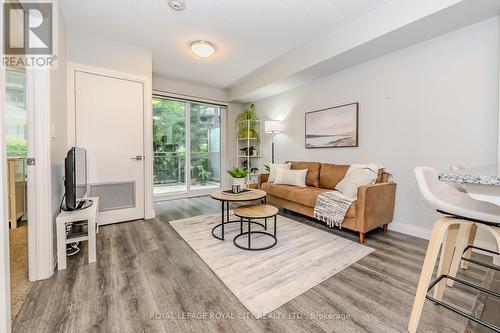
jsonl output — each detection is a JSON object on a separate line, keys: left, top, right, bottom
{"left": 153, "top": 94, "right": 226, "bottom": 201}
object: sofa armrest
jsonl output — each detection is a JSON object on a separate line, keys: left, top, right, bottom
{"left": 258, "top": 173, "right": 269, "bottom": 189}
{"left": 356, "top": 182, "right": 397, "bottom": 233}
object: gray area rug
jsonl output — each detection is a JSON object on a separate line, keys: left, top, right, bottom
{"left": 169, "top": 212, "right": 373, "bottom": 318}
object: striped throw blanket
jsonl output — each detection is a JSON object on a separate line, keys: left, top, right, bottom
{"left": 314, "top": 191, "right": 354, "bottom": 228}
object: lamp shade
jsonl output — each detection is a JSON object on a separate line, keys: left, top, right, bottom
{"left": 264, "top": 120, "right": 283, "bottom": 133}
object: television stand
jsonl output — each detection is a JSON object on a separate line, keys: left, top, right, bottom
{"left": 56, "top": 197, "right": 99, "bottom": 270}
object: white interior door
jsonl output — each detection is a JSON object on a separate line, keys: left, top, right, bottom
{"left": 75, "top": 71, "right": 145, "bottom": 224}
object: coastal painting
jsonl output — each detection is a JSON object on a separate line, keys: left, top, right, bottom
{"left": 305, "top": 103, "right": 358, "bottom": 148}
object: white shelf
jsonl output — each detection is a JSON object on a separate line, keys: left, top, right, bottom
{"left": 66, "top": 234, "right": 89, "bottom": 244}
{"left": 236, "top": 119, "right": 263, "bottom": 182}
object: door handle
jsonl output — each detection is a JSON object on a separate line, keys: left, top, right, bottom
{"left": 131, "top": 155, "right": 144, "bottom": 161}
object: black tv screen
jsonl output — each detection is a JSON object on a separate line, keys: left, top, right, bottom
{"left": 64, "top": 147, "right": 87, "bottom": 210}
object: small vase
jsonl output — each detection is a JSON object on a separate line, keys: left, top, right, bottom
{"left": 232, "top": 177, "right": 246, "bottom": 187}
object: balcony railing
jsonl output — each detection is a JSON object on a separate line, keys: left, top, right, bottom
{"left": 153, "top": 151, "right": 220, "bottom": 187}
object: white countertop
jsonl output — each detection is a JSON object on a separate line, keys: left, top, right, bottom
{"left": 439, "top": 164, "right": 500, "bottom": 186}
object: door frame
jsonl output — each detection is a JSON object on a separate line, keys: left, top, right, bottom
{"left": 0, "top": 60, "right": 12, "bottom": 333}
{"left": 151, "top": 93, "right": 227, "bottom": 201}
{"left": 1, "top": 64, "right": 58, "bottom": 330}
{"left": 67, "top": 62, "right": 154, "bottom": 221}
{"left": 26, "top": 68, "right": 54, "bottom": 281}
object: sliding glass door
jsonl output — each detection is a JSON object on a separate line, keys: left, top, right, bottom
{"left": 153, "top": 96, "right": 223, "bottom": 198}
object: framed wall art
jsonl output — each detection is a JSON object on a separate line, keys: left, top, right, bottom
{"left": 305, "top": 102, "right": 358, "bottom": 148}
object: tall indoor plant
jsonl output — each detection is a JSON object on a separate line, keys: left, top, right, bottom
{"left": 235, "top": 103, "right": 260, "bottom": 141}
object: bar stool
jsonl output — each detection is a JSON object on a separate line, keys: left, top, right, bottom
{"left": 408, "top": 167, "right": 500, "bottom": 333}
{"left": 446, "top": 165, "right": 478, "bottom": 287}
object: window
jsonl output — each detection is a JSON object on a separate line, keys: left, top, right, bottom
{"left": 153, "top": 96, "right": 224, "bottom": 197}
{"left": 5, "top": 69, "right": 27, "bottom": 158}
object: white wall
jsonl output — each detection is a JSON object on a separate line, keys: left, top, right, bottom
{"left": 67, "top": 31, "right": 152, "bottom": 77}
{"left": 153, "top": 75, "right": 228, "bottom": 103}
{"left": 255, "top": 17, "right": 499, "bottom": 244}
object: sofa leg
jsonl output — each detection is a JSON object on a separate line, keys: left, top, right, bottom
{"left": 359, "top": 232, "right": 365, "bottom": 244}
{"left": 383, "top": 224, "right": 388, "bottom": 233}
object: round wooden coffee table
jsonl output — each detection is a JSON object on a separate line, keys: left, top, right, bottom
{"left": 233, "top": 204, "right": 279, "bottom": 251}
{"left": 210, "top": 189, "right": 267, "bottom": 241}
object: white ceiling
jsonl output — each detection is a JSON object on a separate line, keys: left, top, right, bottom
{"left": 60, "top": 0, "right": 394, "bottom": 88}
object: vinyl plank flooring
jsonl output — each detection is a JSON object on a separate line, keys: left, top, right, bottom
{"left": 13, "top": 196, "right": 499, "bottom": 333}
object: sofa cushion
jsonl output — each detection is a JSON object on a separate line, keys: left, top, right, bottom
{"left": 262, "top": 182, "right": 357, "bottom": 217}
{"left": 289, "top": 161, "right": 321, "bottom": 187}
{"left": 335, "top": 167, "right": 377, "bottom": 199}
{"left": 274, "top": 168, "right": 307, "bottom": 187}
{"left": 262, "top": 182, "right": 328, "bottom": 207}
{"left": 268, "top": 163, "right": 291, "bottom": 182}
{"left": 319, "top": 163, "right": 350, "bottom": 189}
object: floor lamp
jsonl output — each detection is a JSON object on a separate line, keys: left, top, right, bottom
{"left": 264, "top": 120, "right": 283, "bottom": 164}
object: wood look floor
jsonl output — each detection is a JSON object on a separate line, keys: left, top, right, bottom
{"left": 12, "top": 196, "right": 499, "bottom": 333}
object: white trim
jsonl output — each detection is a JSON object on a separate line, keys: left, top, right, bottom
{"left": 66, "top": 62, "right": 155, "bottom": 220}
{"left": 0, "top": 57, "right": 12, "bottom": 333}
{"left": 220, "top": 106, "right": 228, "bottom": 189}
{"left": 388, "top": 221, "right": 431, "bottom": 240}
{"left": 27, "top": 68, "right": 54, "bottom": 280}
{"left": 498, "top": 16, "right": 500, "bottom": 164}
{"left": 154, "top": 188, "right": 217, "bottom": 202}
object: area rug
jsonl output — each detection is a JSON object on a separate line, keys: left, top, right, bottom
{"left": 169, "top": 212, "right": 373, "bottom": 318}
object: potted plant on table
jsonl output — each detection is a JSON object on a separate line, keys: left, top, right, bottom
{"left": 227, "top": 167, "right": 249, "bottom": 186}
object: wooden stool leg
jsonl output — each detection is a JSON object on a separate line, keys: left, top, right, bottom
{"left": 480, "top": 225, "right": 500, "bottom": 266}
{"left": 446, "top": 223, "right": 472, "bottom": 287}
{"left": 460, "top": 224, "right": 477, "bottom": 270}
{"left": 408, "top": 218, "right": 455, "bottom": 333}
{"left": 433, "top": 224, "right": 459, "bottom": 299}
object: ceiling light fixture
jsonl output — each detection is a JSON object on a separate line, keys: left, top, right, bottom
{"left": 191, "top": 41, "right": 215, "bottom": 58}
{"left": 168, "top": 0, "right": 185, "bottom": 11}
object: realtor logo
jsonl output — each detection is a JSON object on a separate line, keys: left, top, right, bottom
{"left": 2, "top": 0, "right": 58, "bottom": 67}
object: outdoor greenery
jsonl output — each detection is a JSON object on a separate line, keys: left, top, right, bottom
{"left": 153, "top": 97, "right": 220, "bottom": 186}
{"left": 227, "top": 167, "right": 249, "bottom": 179}
{"left": 6, "top": 138, "right": 27, "bottom": 157}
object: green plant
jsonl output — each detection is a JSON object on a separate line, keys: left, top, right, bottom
{"left": 6, "top": 138, "right": 27, "bottom": 157}
{"left": 227, "top": 167, "right": 249, "bottom": 179}
{"left": 193, "top": 165, "right": 211, "bottom": 180}
{"left": 263, "top": 165, "right": 271, "bottom": 172}
{"left": 235, "top": 103, "right": 260, "bottom": 142}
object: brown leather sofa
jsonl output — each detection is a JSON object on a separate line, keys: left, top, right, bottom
{"left": 258, "top": 162, "right": 397, "bottom": 244}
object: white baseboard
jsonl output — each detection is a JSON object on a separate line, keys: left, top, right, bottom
{"left": 388, "top": 221, "right": 431, "bottom": 240}
{"left": 388, "top": 221, "right": 499, "bottom": 263}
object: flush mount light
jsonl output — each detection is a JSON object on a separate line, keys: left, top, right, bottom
{"left": 168, "top": 0, "right": 185, "bottom": 11}
{"left": 191, "top": 41, "right": 215, "bottom": 58}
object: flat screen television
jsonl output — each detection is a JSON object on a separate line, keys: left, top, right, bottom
{"left": 64, "top": 147, "right": 88, "bottom": 210}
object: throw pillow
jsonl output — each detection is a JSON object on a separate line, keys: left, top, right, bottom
{"left": 274, "top": 168, "right": 308, "bottom": 187}
{"left": 335, "top": 166, "right": 378, "bottom": 199}
{"left": 268, "top": 163, "right": 291, "bottom": 182}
